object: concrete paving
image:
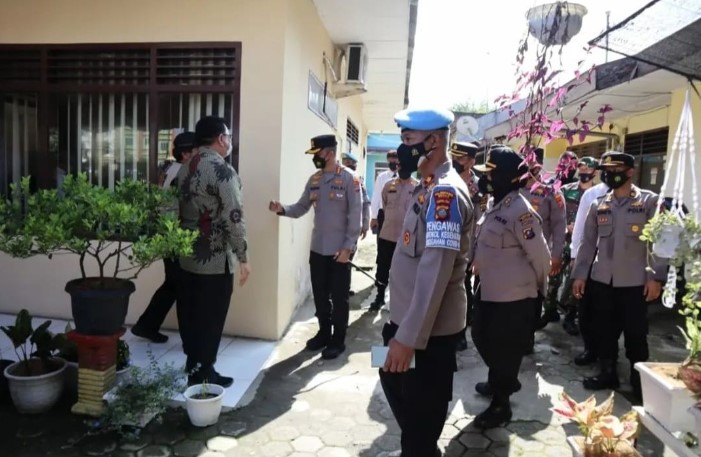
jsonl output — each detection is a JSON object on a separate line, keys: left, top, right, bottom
{"left": 0, "top": 236, "right": 691, "bottom": 456}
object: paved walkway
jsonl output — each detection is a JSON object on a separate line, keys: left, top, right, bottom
{"left": 0, "top": 237, "right": 690, "bottom": 457}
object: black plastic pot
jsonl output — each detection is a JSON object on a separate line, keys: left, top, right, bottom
{"left": 65, "top": 278, "right": 136, "bottom": 335}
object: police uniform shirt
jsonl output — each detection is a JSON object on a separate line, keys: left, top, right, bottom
{"left": 282, "top": 164, "right": 363, "bottom": 256}
{"left": 474, "top": 190, "right": 551, "bottom": 302}
{"left": 520, "top": 185, "right": 567, "bottom": 258}
{"left": 370, "top": 169, "right": 397, "bottom": 218}
{"left": 379, "top": 176, "right": 419, "bottom": 243}
{"left": 572, "top": 186, "right": 667, "bottom": 287}
{"left": 361, "top": 180, "right": 371, "bottom": 232}
{"left": 388, "top": 161, "right": 474, "bottom": 349}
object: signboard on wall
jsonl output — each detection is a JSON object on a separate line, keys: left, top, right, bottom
{"left": 308, "top": 71, "right": 338, "bottom": 128}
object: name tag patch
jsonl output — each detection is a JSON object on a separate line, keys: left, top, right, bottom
{"left": 425, "top": 185, "right": 462, "bottom": 251}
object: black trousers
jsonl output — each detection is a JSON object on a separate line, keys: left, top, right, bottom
{"left": 379, "top": 322, "right": 458, "bottom": 457}
{"left": 472, "top": 298, "right": 536, "bottom": 397}
{"left": 588, "top": 280, "right": 649, "bottom": 364}
{"left": 374, "top": 209, "right": 385, "bottom": 263}
{"left": 579, "top": 277, "right": 597, "bottom": 354}
{"left": 176, "top": 261, "right": 233, "bottom": 373}
{"left": 309, "top": 251, "right": 351, "bottom": 338}
{"left": 376, "top": 238, "right": 396, "bottom": 287}
{"left": 135, "top": 258, "right": 179, "bottom": 332}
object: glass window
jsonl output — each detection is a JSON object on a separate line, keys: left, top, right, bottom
{"left": 0, "top": 93, "right": 39, "bottom": 195}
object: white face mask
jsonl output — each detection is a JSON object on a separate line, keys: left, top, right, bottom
{"left": 225, "top": 141, "right": 233, "bottom": 158}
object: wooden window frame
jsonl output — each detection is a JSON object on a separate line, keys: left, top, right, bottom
{"left": 0, "top": 42, "right": 242, "bottom": 189}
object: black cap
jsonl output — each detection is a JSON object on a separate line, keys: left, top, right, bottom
{"left": 598, "top": 151, "right": 635, "bottom": 169}
{"left": 305, "top": 134, "right": 337, "bottom": 154}
{"left": 450, "top": 141, "right": 480, "bottom": 158}
{"left": 173, "top": 131, "right": 196, "bottom": 152}
{"left": 473, "top": 146, "right": 526, "bottom": 176}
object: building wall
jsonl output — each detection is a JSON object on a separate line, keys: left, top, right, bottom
{"left": 275, "top": 0, "right": 366, "bottom": 337}
{"left": 0, "top": 0, "right": 366, "bottom": 339}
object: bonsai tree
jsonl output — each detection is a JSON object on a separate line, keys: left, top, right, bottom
{"left": 0, "top": 173, "right": 197, "bottom": 284}
{"left": 495, "top": 1, "right": 612, "bottom": 190}
{"left": 0, "top": 309, "right": 64, "bottom": 376}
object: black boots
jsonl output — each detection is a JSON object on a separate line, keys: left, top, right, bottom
{"left": 474, "top": 396, "right": 512, "bottom": 429}
{"left": 574, "top": 350, "right": 597, "bottom": 366}
{"left": 369, "top": 286, "right": 386, "bottom": 311}
{"left": 536, "top": 308, "right": 560, "bottom": 329}
{"left": 583, "top": 359, "right": 620, "bottom": 390}
{"left": 321, "top": 332, "right": 346, "bottom": 359}
{"left": 306, "top": 324, "right": 331, "bottom": 351}
{"left": 562, "top": 309, "right": 579, "bottom": 336}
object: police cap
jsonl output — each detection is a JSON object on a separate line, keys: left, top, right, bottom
{"left": 305, "top": 134, "right": 337, "bottom": 154}
{"left": 473, "top": 146, "right": 525, "bottom": 176}
{"left": 450, "top": 141, "right": 480, "bottom": 158}
{"left": 598, "top": 151, "right": 635, "bottom": 168}
{"left": 342, "top": 151, "right": 359, "bottom": 163}
{"left": 394, "top": 107, "right": 454, "bottom": 132}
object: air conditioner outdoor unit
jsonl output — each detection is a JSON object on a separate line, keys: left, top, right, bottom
{"left": 344, "top": 43, "right": 367, "bottom": 84}
{"left": 332, "top": 43, "right": 368, "bottom": 98}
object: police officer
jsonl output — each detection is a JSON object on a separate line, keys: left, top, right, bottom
{"left": 342, "top": 151, "right": 371, "bottom": 238}
{"left": 521, "top": 154, "right": 566, "bottom": 338}
{"left": 450, "top": 141, "right": 480, "bottom": 351}
{"left": 379, "top": 108, "right": 473, "bottom": 457}
{"left": 572, "top": 151, "right": 665, "bottom": 399}
{"left": 269, "top": 135, "right": 362, "bottom": 359}
{"left": 538, "top": 151, "right": 577, "bottom": 329}
{"left": 557, "top": 156, "right": 599, "bottom": 335}
{"left": 368, "top": 154, "right": 419, "bottom": 310}
{"left": 471, "top": 146, "right": 551, "bottom": 429}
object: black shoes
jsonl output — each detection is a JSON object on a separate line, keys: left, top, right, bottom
{"left": 188, "top": 369, "right": 234, "bottom": 388}
{"left": 536, "top": 309, "right": 560, "bottom": 329}
{"left": 321, "top": 343, "right": 346, "bottom": 360}
{"left": 131, "top": 324, "right": 169, "bottom": 343}
{"left": 368, "top": 297, "right": 385, "bottom": 311}
{"left": 583, "top": 360, "right": 620, "bottom": 390}
{"left": 456, "top": 335, "right": 468, "bottom": 352}
{"left": 305, "top": 330, "right": 331, "bottom": 351}
{"left": 475, "top": 381, "right": 521, "bottom": 397}
{"left": 562, "top": 318, "right": 580, "bottom": 336}
{"left": 574, "top": 350, "right": 597, "bottom": 366}
{"left": 474, "top": 400, "right": 512, "bottom": 429}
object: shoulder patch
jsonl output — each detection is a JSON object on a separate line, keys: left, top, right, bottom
{"left": 554, "top": 193, "right": 564, "bottom": 209}
{"left": 518, "top": 212, "right": 534, "bottom": 227}
{"left": 522, "top": 227, "right": 535, "bottom": 240}
{"left": 425, "top": 185, "right": 462, "bottom": 251}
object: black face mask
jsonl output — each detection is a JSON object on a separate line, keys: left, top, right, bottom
{"left": 579, "top": 173, "right": 594, "bottom": 183}
{"left": 602, "top": 169, "right": 630, "bottom": 189}
{"left": 398, "top": 169, "right": 413, "bottom": 180}
{"left": 388, "top": 162, "right": 398, "bottom": 172}
{"left": 346, "top": 162, "right": 357, "bottom": 171}
{"left": 396, "top": 142, "right": 427, "bottom": 174}
{"left": 560, "top": 168, "right": 578, "bottom": 185}
{"left": 452, "top": 160, "right": 465, "bottom": 175}
{"left": 477, "top": 174, "right": 493, "bottom": 195}
{"left": 312, "top": 155, "right": 326, "bottom": 169}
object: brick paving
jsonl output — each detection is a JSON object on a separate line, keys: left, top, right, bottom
{"left": 0, "top": 237, "right": 689, "bottom": 456}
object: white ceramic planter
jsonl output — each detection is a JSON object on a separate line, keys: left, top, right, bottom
{"left": 526, "top": 2, "right": 588, "bottom": 46}
{"left": 184, "top": 384, "right": 225, "bottom": 427}
{"left": 636, "top": 362, "right": 694, "bottom": 433}
{"left": 4, "top": 358, "right": 67, "bottom": 414}
{"left": 652, "top": 224, "right": 683, "bottom": 258}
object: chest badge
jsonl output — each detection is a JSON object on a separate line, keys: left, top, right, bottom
{"left": 403, "top": 231, "right": 411, "bottom": 246}
{"left": 631, "top": 224, "right": 640, "bottom": 233}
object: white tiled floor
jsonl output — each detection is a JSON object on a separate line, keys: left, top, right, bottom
{"left": 0, "top": 313, "right": 277, "bottom": 409}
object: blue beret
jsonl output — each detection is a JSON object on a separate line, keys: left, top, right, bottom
{"left": 394, "top": 108, "right": 455, "bottom": 131}
{"left": 342, "top": 152, "right": 359, "bottom": 163}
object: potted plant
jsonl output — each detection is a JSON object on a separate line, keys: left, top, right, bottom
{"left": 102, "top": 351, "right": 185, "bottom": 437}
{"left": 526, "top": 1, "right": 588, "bottom": 46}
{"left": 115, "top": 339, "right": 131, "bottom": 385}
{"left": 553, "top": 391, "right": 641, "bottom": 456}
{"left": 0, "top": 174, "right": 197, "bottom": 335}
{"left": 637, "top": 211, "right": 701, "bottom": 433}
{"left": 183, "top": 380, "right": 226, "bottom": 427}
{"left": 1, "top": 309, "right": 67, "bottom": 413}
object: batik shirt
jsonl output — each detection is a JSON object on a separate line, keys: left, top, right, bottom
{"left": 177, "top": 147, "right": 248, "bottom": 275}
